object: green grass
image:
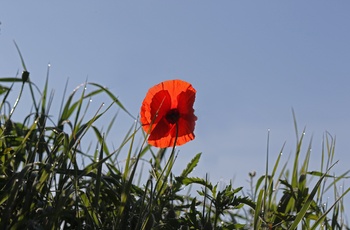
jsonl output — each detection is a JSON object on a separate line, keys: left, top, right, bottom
{"left": 0, "top": 47, "right": 349, "bottom": 229}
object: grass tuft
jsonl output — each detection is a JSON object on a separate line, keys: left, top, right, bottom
{"left": 0, "top": 47, "right": 348, "bottom": 229}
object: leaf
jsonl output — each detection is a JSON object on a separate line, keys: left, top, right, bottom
{"left": 307, "top": 171, "right": 335, "bottom": 177}
{"left": 180, "top": 177, "right": 213, "bottom": 191}
{"left": 0, "top": 85, "right": 10, "bottom": 95}
{"left": 288, "top": 161, "right": 339, "bottom": 229}
{"left": 180, "top": 153, "right": 201, "bottom": 178}
{"left": 13, "top": 40, "right": 27, "bottom": 71}
{"left": 88, "top": 82, "right": 135, "bottom": 120}
{"left": 254, "top": 189, "right": 264, "bottom": 230}
{"left": 310, "top": 186, "right": 350, "bottom": 229}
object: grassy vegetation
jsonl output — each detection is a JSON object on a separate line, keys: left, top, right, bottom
{"left": 0, "top": 47, "right": 349, "bottom": 229}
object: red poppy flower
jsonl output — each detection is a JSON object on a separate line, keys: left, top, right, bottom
{"left": 140, "top": 79, "right": 197, "bottom": 148}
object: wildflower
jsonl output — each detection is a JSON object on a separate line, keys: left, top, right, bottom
{"left": 140, "top": 79, "right": 197, "bottom": 148}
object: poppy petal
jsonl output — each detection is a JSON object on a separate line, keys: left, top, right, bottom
{"left": 148, "top": 119, "right": 175, "bottom": 147}
{"left": 140, "top": 79, "right": 197, "bottom": 148}
{"left": 177, "top": 90, "right": 196, "bottom": 117}
{"left": 158, "top": 80, "right": 195, "bottom": 108}
{"left": 141, "top": 90, "right": 171, "bottom": 133}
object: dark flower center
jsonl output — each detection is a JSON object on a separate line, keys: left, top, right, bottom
{"left": 165, "top": 109, "right": 180, "bottom": 124}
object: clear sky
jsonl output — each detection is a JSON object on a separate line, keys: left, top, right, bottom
{"left": 1, "top": 1, "right": 350, "bottom": 194}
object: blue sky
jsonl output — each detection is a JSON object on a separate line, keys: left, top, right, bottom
{"left": 1, "top": 1, "right": 350, "bottom": 195}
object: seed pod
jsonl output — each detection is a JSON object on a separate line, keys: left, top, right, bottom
{"left": 22, "top": 70, "right": 30, "bottom": 82}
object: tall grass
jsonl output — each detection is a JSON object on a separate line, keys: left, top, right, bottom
{"left": 0, "top": 47, "right": 349, "bottom": 229}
